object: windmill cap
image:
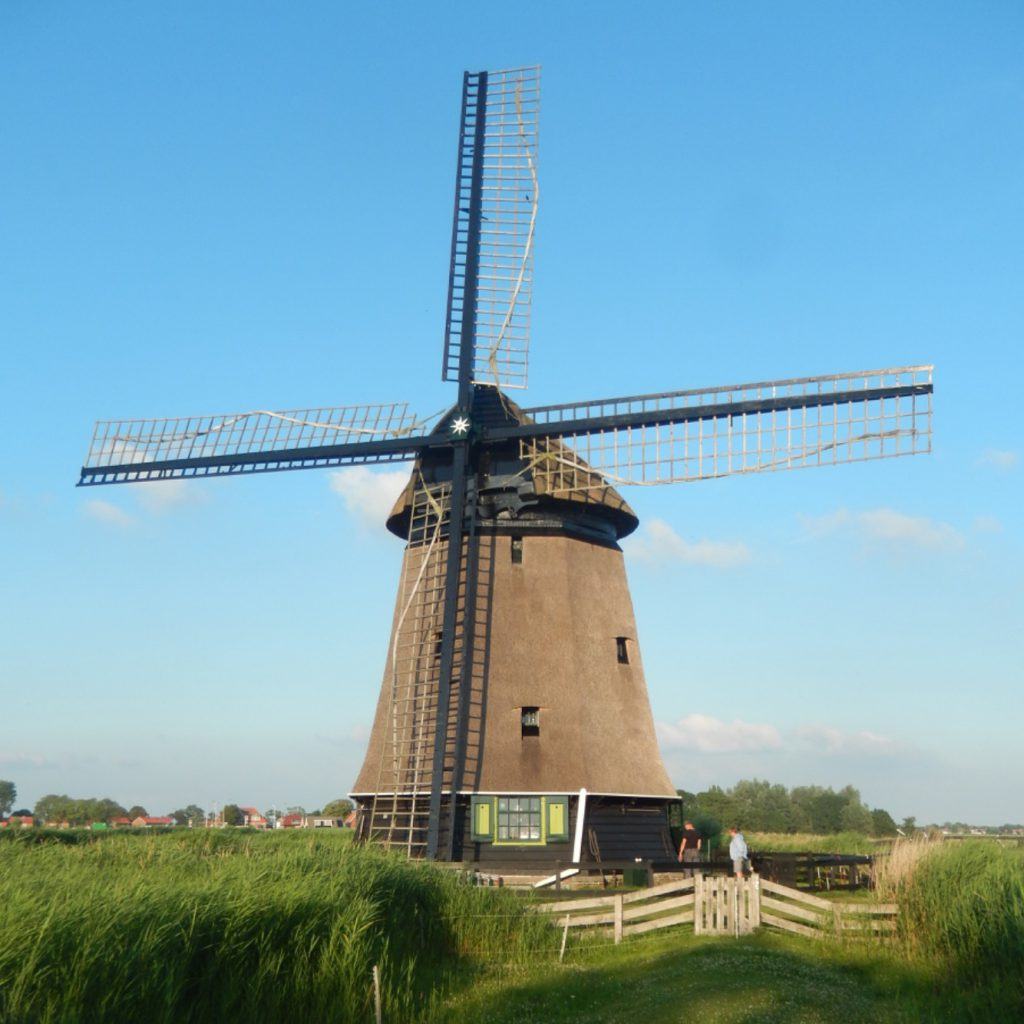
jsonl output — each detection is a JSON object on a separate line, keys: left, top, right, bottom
{"left": 385, "top": 387, "right": 638, "bottom": 540}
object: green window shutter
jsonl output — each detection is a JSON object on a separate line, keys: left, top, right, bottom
{"left": 546, "top": 796, "right": 569, "bottom": 841}
{"left": 470, "top": 796, "right": 493, "bottom": 842}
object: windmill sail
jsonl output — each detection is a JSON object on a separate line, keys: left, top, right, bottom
{"left": 442, "top": 66, "right": 540, "bottom": 391}
{"left": 79, "top": 402, "right": 430, "bottom": 483}
{"left": 516, "top": 366, "right": 933, "bottom": 491}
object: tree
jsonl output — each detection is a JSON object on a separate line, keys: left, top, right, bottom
{"left": 34, "top": 794, "right": 74, "bottom": 824}
{"left": 900, "top": 816, "right": 917, "bottom": 835}
{"left": 94, "top": 799, "right": 128, "bottom": 823}
{"left": 222, "top": 804, "right": 244, "bottom": 826}
{"left": 321, "top": 798, "right": 354, "bottom": 815}
{"left": 691, "top": 786, "right": 736, "bottom": 831}
{"left": 0, "top": 780, "right": 16, "bottom": 817}
{"left": 839, "top": 800, "right": 873, "bottom": 834}
{"left": 730, "top": 779, "right": 796, "bottom": 832}
{"left": 127, "top": 805, "right": 148, "bottom": 820}
{"left": 870, "top": 808, "right": 898, "bottom": 837}
{"left": 170, "top": 805, "right": 205, "bottom": 827}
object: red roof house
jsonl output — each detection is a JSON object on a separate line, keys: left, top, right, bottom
{"left": 240, "top": 807, "right": 268, "bottom": 828}
{"left": 132, "top": 816, "right": 174, "bottom": 827}
{"left": 277, "top": 813, "right": 305, "bottom": 829}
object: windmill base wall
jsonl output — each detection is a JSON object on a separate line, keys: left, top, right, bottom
{"left": 353, "top": 794, "right": 676, "bottom": 871}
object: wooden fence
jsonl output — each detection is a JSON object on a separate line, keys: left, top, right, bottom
{"left": 758, "top": 879, "right": 897, "bottom": 939}
{"left": 537, "top": 876, "right": 696, "bottom": 943}
{"left": 535, "top": 872, "right": 896, "bottom": 944}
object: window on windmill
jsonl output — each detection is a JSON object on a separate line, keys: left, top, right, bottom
{"left": 511, "top": 536, "right": 523, "bottom": 564}
{"left": 496, "top": 796, "right": 543, "bottom": 842}
{"left": 616, "top": 637, "right": 630, "bottom": 664}
{"left": 434, "top": 631, "right": 443, "bottom": 659}
{"left": 521, "top": 706, "right": 540, "bottom": 738}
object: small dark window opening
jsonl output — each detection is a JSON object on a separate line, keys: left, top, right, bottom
{"left": 521, "top": 706, "right": 540, "bottom": 738}
{"left": 511, "top": 536, "right": 524, "bottom": 565}
{"left": 434, "top": 631, "right": 443, "bottom": 659}
{"left": 616, "top": 637, "right": 630, "bottom": 664}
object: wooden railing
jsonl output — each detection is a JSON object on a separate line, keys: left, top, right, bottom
{"left": 535, "top": 873, "right": 897, "bottom": 944}
{"left": 536, "top": 876, "right": 695, "bottom": 943}
{"left": 759, "top": 879, "right": 897, "bottom": 939}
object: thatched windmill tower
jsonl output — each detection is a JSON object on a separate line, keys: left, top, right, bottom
{"left": 78, "top": 66, "right": 933, "bottom": 870}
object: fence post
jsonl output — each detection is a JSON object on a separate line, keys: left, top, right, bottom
{"left": 372, "top": 964, "right": 382, "bottom": 1024}
{"left": 751, "top": 874, "right": 761, "bottom": 931}
{"left": 559, "top": 914, "right": 570, "bottom": 963}
{"left": 613, "top": 893, "right": 623, "bottom": 945}
{"left": 694, "top": 872, "right": 703, "bottom": 935}
{"left": 832, "top": 905, "right": 842, "bottom": 938}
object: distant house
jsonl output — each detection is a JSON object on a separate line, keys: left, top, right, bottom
{"left": 132, "top": 816, "right": 174, "bottom": 828}
{"left": 277, "top": 813, "right": 305, "bottom": 829}
{"left": 305, "top": 815, "right": 344, "bottom": 829}
{"left": 343, "top": 810, "right": 358, "bottom": 829}
{"left": 0, "top": 815, "right": 34, "bottom": 828}
{"left": 111, "top": 817, "right": 132, "bottom": 828}
{"left": 240, "top": 807, "right": 268, "bottom": 829}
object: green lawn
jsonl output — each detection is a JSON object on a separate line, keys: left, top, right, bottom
{"left": 440, "top": 930, "right": 934, "bottom": 1024}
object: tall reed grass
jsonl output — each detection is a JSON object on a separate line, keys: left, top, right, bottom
{"left": 0, "top": 830, "right": 558, "bottom": 1022}
{"left": 872, "top": 833, "right": 935, "bottom": 898}
{"left": 897, "top": 840, "right": 1024, "bottom": 1018}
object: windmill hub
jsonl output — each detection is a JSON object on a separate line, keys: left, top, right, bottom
{"left": 77, "top": 65, "right": 934, "bottom": 871}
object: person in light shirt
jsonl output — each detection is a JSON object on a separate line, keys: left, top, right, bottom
{"left": 728, "top": 826, "right": 748, "bottom": 879}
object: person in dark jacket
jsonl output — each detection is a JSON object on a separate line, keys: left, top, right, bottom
{"left": 677, "top": 819, "right": 702, "bottom": 876}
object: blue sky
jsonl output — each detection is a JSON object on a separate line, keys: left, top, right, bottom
{"left": 1, "top": 2, "right": 1021, "bottom": 823}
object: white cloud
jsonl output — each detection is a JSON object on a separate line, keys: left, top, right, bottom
{"left": 972, "top": 515, "right": 1002, "bottom": 534}
{"left": 84, "top": 499, "right": 135, "bottom": 528}
{"left": 978, "top": 449, "right": 1018, "bottom": 471}
{"left": 132, "top": 479, "right": 202, "bottom": 513}
{"left": 627, "top": 518, "right": 752, "bottom": 569}
{"left": 329, "top": 467, "right": 409, "bottom": 530}
{"left": 656, "top": 714, "right": 782, "bottom": 754}
{"left": 792, "top": 724, "right": 901, "bottom": 756}
{"left": 0, "top": 751, "right": 48, "bottom": 768}
{"left": 859, "top": 508, "right": 963, "bottom": 549}
{"left": 657, "top": 715, "right": 909, "bottom": 762}
{"left": 800, "top": 506, "right": 963, "bottom": 551}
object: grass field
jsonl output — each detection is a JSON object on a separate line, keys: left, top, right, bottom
{"left": 744, "top": 831, "right": 882, "bottom": 855}
{"left": 440, "top": 930, "right": 928, "bottom": 1024}
{"left": 0, "top": 829, "right": 556, "bottom": 1022}
{"left": 1, "top": 830, "right": 1020, "bottom": 1022}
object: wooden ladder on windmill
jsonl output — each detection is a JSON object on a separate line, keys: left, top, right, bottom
{"left": 442, "top": 516, "right": 494, "bottom": 827}
{"left": 366, "top": 480, "right": 452, "bottom": 855}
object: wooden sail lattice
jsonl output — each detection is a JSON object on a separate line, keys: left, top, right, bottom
{"left": 521, "top": 367, "right": 933, "bottom": 492}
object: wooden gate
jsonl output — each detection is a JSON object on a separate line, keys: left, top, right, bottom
{"left": 535, "top": 872, "right": 896, "bottom": 944}
{"left": 694, "top": 873, "right": 760, "bottom": 935}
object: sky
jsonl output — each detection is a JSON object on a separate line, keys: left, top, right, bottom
{"left": 1, "top": 2, "right": 1021, "bottom": 824}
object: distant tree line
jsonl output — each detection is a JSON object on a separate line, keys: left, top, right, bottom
{"left": 0, "top": 780, "right": 353, "bottom": 828}
{"left": 678, "top": 779, "right": 902, "bottom": 838}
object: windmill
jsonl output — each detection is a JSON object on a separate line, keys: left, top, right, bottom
{"left": 78, "top": 66, "right": 933, "bottom": 868}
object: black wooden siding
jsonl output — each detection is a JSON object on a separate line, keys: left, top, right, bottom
{"left": 460, "top": 795, "right": 673, "bottom": 870}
